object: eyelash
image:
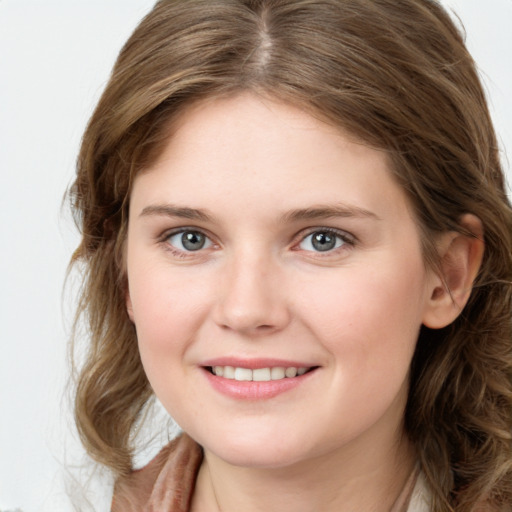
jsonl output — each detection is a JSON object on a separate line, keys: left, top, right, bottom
{"left": 294, "top": 228, "right": 355, "bottom": 255}
{"left": 159, "top": 227, "right": 356, "bottom": 258}
{"left": 160, "top": 228, "right": 215, "bottom": 259}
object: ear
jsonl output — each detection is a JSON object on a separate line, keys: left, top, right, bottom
{"left": 422, "top": 214, "right": 484, "bottom": 329}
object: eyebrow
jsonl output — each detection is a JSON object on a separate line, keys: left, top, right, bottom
{"left": 139, "top": 203, "right": 380, "bottom": 223}
{"left": 281, "top": 204, "right": 380, "bottom": 223}
{"left": 139, "top": 204, "right": 215, "bottom": 222}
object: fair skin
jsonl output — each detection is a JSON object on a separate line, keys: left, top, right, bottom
{"left": 125, "top": 94, "right": 483, "bottom": 512}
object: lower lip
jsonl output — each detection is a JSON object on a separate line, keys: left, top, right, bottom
{"left": 202, "top": 368, "right": 316, "bottom": 400}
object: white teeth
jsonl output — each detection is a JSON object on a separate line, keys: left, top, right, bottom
{"left": 253, "top": 368, "right": 271, "bottom": 382}
{"left": 234, "top": 367, "right": 252, "bottom": 381}
{"left": 269, "top": 367, "right": 284, "bottom": 380}
{"left": 223, "top": 366, "right": 235, "bottom": 379}
{"left": 211, "top": 365, "right": 311, "bottom": 381}
{"left": 285, "top": 367, "right": 297, "bottom": 378}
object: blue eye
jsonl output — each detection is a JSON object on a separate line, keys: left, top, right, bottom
{"left": 166, "top": 230, "right": 212, "bottom": 252}
{"left": 299, "top": 230, "right": 346, "bottom": 252}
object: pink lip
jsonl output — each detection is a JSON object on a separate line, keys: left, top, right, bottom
{"left": 200, "top": 359, "right": 318, "bottom": 400}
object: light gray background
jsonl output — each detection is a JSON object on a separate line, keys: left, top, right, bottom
{"left": 1, "top": 1, "right": 511, "bottom": 511}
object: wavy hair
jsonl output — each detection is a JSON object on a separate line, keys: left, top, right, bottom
{"left": 69, "top": 1, "right": 512, "bottom": 509}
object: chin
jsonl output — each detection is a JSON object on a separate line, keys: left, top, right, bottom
{"left": 213, "top": 445, "right": 303, "bottom": 469}
{"left": 195, "top": 428, "right": 308, "bottom": 469}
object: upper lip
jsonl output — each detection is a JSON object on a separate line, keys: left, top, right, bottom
{"left": 200, "top": 357, "right": 317, "bottom": 369}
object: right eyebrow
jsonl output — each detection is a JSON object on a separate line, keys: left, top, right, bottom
{"left": 280, "top": 204, "right": 380, "bottom": 223}
{"left": 139, "top": 204, "right": 215, "bottom": 222}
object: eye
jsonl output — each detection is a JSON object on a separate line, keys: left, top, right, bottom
{"left": 166, "top": 230, "right": 213, "bottom": 252}
{"left": 299, "top": 230, "right": 348, "bottom": 252}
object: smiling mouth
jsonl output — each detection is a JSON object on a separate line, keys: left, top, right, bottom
{"left": 207, "top": 366, "right": 316, "bottom": 382}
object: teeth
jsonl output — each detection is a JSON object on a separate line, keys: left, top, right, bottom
{"left": 271, "top": 367, "right": 285, "bottom": 380}
{"left": 234, "top": 367, "right": 252, "bottom": 381}
{"left": 285, "top": 367, "right": 297, "bottom": 378}
{"left": 253, "top": 368, "right": 271, "bottom": 381}
{"left": 223, "top": 366, "right": 235, "bottom": 379}
{"left": 211, "top": 365, "right": 311, "bottom": 381}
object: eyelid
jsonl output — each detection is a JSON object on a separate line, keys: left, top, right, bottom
{"left": 156, "top": 225, "right": 355, "bottom": 257}
{"left": 159, "top": 225, "right": 213, "bottom": 241}
{"left": 292, "top": 227, "right": 356, "bottom": 253}
{"left": 159, "top": 226, "right": 217, "bottom": 256}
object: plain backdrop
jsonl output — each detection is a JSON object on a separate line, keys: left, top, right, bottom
{"left": 0, "top": 1, "right": 511, "bottom": 511}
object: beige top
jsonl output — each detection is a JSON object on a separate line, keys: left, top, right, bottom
{"left": 112, "top": 434, "right": 430, "bottom": 512}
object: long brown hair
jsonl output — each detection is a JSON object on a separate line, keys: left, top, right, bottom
{"left": 69, "top": 1, "right": 512, "bottom": 509}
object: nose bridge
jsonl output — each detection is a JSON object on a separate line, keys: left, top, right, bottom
{"left": 214, "top": 245, "right": 289, "bottom": 334}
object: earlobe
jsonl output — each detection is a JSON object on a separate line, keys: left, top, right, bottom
{"left": 422, "top": 214, "right": 484, "bottom": 329}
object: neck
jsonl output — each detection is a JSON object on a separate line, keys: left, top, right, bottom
{"left": 191, "top": 430, "right": 416, "bottom": 512}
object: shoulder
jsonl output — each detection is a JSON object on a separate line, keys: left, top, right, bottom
{"left": 111, "top": 433, "right": 203, "bottom": 512}
{"left": 407, "top": 471, "right": 431, "bottom": 512}
{"left": 407, "top": 473, "right": 506, "bottom": 512}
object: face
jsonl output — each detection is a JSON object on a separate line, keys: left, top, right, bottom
{"left": 125, "top": 94, "right": 438, "bottom": 470}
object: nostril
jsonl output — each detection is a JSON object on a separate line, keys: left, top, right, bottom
{"left": 212, "top": 290, "right": 291, "bottom": 334}
{"left": 219, "top": 322, "right": 277, "bottom": 334}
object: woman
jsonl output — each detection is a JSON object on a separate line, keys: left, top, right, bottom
{"left": 69, "top": 0, "right": 512, "bottom": 510}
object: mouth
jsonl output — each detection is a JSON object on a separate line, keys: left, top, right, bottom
{"left": 201, "top": 361, "right": 319, "bottom": 399}
{"left": 206, "top": 365, "right": 316, "bottom": 381}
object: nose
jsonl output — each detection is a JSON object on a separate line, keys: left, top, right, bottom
{"left": 212, "top": 252, "right": 291, "bottom": 336}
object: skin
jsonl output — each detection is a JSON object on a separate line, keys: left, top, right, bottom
{"left": 125, "top": 93, "right": 482, "bottom": 511}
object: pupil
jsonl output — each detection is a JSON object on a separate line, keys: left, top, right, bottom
{"left": 182, "top": 231, "right": 205, "bottom": 251}
{"left": 312, "top": 232, "right": 336, "bottom": 251}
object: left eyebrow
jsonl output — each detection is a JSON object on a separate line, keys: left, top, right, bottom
{"left": 139, "top": 204, "right": 215, "bottom": 222}
{"left": 281, "top": 204, "right": 381, "bottom": 223}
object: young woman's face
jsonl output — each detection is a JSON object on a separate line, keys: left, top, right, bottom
{"left": 126, "top": 94, "right": 437, "bottom": 469}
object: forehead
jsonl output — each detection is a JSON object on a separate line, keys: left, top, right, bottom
{"left": 130, "top": 93, "right": 415, "bottom": 228}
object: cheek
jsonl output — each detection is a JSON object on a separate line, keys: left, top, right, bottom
{"left": 127, "top": 265, "right": 216, "bottom": 411}
{"left": 295, "top": 262, "right": 427, "bottom": 432}
{"left": 296, "top": 259, "right": 427, "bottom": 369}
{"left": 127, "top": 263, "right": 213, "bottom": 358}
